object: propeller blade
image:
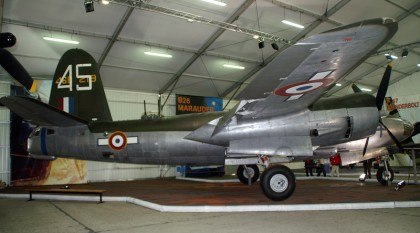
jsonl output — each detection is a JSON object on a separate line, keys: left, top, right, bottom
{"left": 352, "top": 84, "right": 362, "bottom": 93}
{"left": 379, "top": 119, "right": 404, "bottom": 152}
{"left": 362, "top": 137, "right": 370, "bottom": 156}
{"left": 376, "top": 64, "right": 392, "bottom": 110}
{"left": 0, "top": 48, "right": 34, "bottom": 91}
{"left": 412, "top": 122, "right": 420, "bottom": 138}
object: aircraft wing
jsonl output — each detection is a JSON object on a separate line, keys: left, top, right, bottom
{"left": 0, "top": 96, "right": 88, "bottom": 127}
{"left": 236, "top": 18, "right": 398, "bottom": 119}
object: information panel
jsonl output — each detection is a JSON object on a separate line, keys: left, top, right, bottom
{"left": 176, "top": 94, "right": 223, "bottom": 115}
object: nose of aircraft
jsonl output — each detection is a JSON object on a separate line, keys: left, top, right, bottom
{"left": 381, "top": 116, "right": 414, "bottom": 143}
{"left": 402, "top": 119, "right": 414, "bottom": 139}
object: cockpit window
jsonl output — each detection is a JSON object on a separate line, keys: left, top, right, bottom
{"left": 32, "top": 128, "right": 41, "bottom": 137}
{"left": 29, "top": 127, "right": 55, "bottom": 137}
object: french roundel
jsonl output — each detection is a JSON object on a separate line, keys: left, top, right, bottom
{"left": 108, "top": 131, "right": 128, "bottom": 151}
{"left": 274, "top": 78, "right": 334, "bottom": 96}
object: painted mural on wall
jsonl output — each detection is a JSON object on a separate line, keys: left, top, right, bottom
{"left": 10, "top": 82, "right": 86, "bottom": 186}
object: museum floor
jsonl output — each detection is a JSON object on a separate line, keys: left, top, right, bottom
{"left": 1, "top": 167, "right": 420, "bottom": 232}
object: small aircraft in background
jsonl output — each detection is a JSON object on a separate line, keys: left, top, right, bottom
{"left": 0, "top": 18, "right": 414, "bottom": 201}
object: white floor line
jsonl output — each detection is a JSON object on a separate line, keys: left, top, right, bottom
{"left": 1, "top": 193, "right": 420, "bottom": 213}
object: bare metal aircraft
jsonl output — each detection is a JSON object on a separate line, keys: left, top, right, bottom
{"left": 0, "top": 18, "right": 414, "bottom": 201}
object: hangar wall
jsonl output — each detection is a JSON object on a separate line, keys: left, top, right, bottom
{"left": 0, "top": 82, "right": 10, "bottom": 184}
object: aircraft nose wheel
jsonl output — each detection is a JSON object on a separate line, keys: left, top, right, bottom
{"left": 376, "top": 166, "right": 394, "bottom": 186}
{"left": 260, "top": 165, "right": 296, "bottom": 201}
{"left": 237, "top": 164, "right": 260, "bottom": 185}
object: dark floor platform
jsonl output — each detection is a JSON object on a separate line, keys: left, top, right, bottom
{"left": 1, "top": 177, "right": 420, "bottom": 206}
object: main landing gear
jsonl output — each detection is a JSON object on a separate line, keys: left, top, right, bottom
{"left": 235, "top": 155, "right": 296, "bottom": 201}
{"left": 259, "top": 165, "right": 296, "bottom": 201}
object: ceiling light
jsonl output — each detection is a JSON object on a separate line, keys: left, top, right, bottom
{"left": 281, "top": 20, "right": 304, "bottom": 29}
{"left": 43, "top": 37, "right": 79, "bottom": 44}
{"left": 201, "top": 0, "right": 226, "bottom": 7}
{"left": 385, "top": 53, "right": 398, "bottom": 60}
{"left": 144, "top": 51, "right": 172, "bottom": 58}
{"left": 223, "top": 64, "right": 245, "bottom": 70}
{"left": 361, "top": 88, "right": 372, "bottom": 92}
{"left": 253, "top": 35, "right": 259, "bottom": 39}
{"left": 417, "top": 64, "right": 420, "bottom": 67}
{"left": 101, "top": 0, "right": 110, "bottom": 5}
{"left": 335, "top": 83, "right": 342, "bottom": 86}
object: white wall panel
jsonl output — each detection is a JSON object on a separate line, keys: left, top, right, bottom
{"left": 0, "top": 82, "right": 10, "bottom": 185}
{"left": 388, "top": 71, "right": 420, "bottom": 143}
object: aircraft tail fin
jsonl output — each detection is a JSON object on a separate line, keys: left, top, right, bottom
{"left": 49, "top": 49, "right": 112, "bottom": 122}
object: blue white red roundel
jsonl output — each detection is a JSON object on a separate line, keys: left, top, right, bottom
{"left": 108, "top": 131, "right": 127, "bottom": 151}
{"left": 275, "top": 78, "right": 334, "bottom": 96}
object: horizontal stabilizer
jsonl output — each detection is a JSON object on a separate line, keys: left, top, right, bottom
{"left": 0, "top": 96, "right": 88, "bottom": 127}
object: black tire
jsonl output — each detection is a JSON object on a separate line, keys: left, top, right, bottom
{"left": 260, "top": 165, "right": 296, "bottom": 201}
{"left": 376, "top": 166, "right": 394, "bottom": 185}
{"left": 237, "top": 165, "right": 260, "bottom": 185}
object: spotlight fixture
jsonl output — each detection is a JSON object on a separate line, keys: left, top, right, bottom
{"left": 402, "top": 48, "right": 408, "bottom": 57}
{"left": 43, "top": 37, "right": 80, "bottom": 44}
{"left": 359, "top": 174, "right": 367, "bottom": 182}
{"left": 84, "top": 0, "right": 94, "bottom": 13}
{"left": 281, "top": 20, "right": 304, "bottom": 29}
{"left": 258, "top": 39, "right": 265, "bottom": 49}
{"left": 271, "top": 42, "right": 279, "bottom": 50}
{"left": 394, "top": 180, "right": 406, "bottom": 190}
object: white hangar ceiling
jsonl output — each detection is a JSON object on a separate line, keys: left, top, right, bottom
{"left": 1, "top": 0, "right": 420, "bottom": 106}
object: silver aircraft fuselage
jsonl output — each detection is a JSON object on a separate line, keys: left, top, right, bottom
{"left": 26, "top": 92, "right": 409, "bottom": 166}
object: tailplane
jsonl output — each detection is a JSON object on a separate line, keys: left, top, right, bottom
{"left": 49, "top": 49, "right": 112, "bottom": 122}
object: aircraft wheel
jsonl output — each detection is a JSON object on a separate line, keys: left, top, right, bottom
{"left": 376, "top": 166, "right": 394, "bottom": 185}
{"left": 237, "top": 165, "right": 260, "bottom": 185}
{"left": 260, "top": 165, "right": 296, "bottom": 201}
